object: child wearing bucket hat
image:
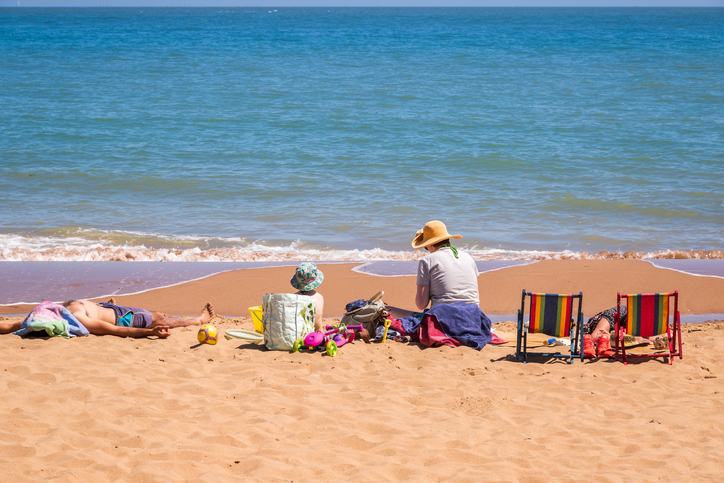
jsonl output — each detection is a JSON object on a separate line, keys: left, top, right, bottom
{"left": 388, "top": 220, "right": 480, "bottom": 319}
{"left": 291, "top": 262, "right": 325, "bottom": 331}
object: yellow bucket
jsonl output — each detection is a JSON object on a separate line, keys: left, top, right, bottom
{"left": 248, "top": 305, "right": 263, "bottom": 334}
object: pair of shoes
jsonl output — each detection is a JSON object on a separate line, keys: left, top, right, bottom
{"left": 597, "top": 334, "right": 615, "bottom": 358}
{"left": 583, "top": 334, "right": 596, "bottom": 358}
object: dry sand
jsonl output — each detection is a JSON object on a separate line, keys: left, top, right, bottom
{"left": 1, "top": 260, "right": 723, "bottom": 481}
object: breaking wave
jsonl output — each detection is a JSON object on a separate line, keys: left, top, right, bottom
{"left": 1, "top": 230, "right": 722, "bottom": 262}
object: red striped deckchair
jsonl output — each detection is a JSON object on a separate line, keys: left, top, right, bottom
{"left": 516, "top": 290, "right": 584, "bottom": 364}
{"left": 614, "top": 291, "right": 682, "bottom": 365}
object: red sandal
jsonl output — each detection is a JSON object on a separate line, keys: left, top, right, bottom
{"left": 583, "top": 334, "right": 596, "bottom": 358}
{"left": 596, "top": 333, "right": 615, "bottom": 358}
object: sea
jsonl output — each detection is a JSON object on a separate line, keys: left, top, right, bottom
{"left": 1, "top": 7, "right": 723, "bottom": 305}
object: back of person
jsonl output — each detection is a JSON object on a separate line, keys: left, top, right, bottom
{"left": 385, "top": 220, "right": 481, "bottom": 321}
{"left": 290, "top": 262, "right": 325, "bottom": 331}
{"left": 418, "top": 245, "right": 479, "bottom": 306}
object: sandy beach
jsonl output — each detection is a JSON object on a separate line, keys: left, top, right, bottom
{"left": 1, "top": 260, "right": 723, "bottom": 481}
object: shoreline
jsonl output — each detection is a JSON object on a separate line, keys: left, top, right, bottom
{"left": 1, "top": 259, "right": 723, "bottom": 308}
{"left": 2, "top": 244, "right": 723, "bottom": 263}
{"left": 3, "top": 260, "right": 723, "bottom": 319}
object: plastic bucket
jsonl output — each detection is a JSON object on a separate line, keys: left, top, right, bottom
{"left": 248, "top": 305, "right": 263, "bottom": 334}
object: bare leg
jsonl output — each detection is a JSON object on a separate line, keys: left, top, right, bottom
{"left": 150, "top": 303, "right": 215, "bottom": 329}
{"left": 0, "top": 320, "right": 23, "bottom": 334}
{"left": 594, "top": 318, "right": 651, "bottom": 345}
{"left": 591, "top": 319, "right": 611, "bottom": 343}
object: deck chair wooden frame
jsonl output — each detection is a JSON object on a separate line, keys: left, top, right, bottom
{"left": 516, "top": 290, "right": 584, "bottom": 364}
{"left": 614, "top": 291, "right": 682, "bottom": 365}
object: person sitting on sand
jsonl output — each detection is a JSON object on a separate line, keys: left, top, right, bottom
{"left": 0, "top": 298, "right": 215, "bottom": 339}
{"left": 291, "top": 262, "right": 325, "bottom": 332}
{"left": 388, "top": 220, "right": 480, "bottom": 319}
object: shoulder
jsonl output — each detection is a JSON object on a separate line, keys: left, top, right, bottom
{"left": 460, "top": 250, "right": 476, "bottom": 263}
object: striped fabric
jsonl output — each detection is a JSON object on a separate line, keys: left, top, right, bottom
{"left": 529, "top": 293, "right": 573, "bottom": 337}
{"left": 626, "top": 293, "right": 669, "bottom": 338}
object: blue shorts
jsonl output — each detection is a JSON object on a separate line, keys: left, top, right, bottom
{"left": 98, "top": 303, "right": 153, "bottom": 328}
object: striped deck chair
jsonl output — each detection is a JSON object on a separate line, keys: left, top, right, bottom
{"left": 614, "top": 291, "right": 682, "bottom": 365}
{"left": 516, "top": 290, "right": 584, "bottom": 364}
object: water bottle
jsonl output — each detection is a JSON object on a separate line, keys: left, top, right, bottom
{"left": 543, "top": 338, "right": 570, "bottom": 346}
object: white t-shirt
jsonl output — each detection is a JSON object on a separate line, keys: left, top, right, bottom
{"left": 416, "top": 247, "right": 480, "bottom": 307}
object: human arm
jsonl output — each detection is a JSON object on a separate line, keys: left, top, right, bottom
{"left": 0, "top": 320, "right": 23, "bottom": 334}
{"left": 415, "top": 284, "right": 430, "bottom": 311}
{"left": 73, "top": 312, "right": 170, "bottom": 338}
{"left": 314, "top": 293, "right": 325, "bottom": 332}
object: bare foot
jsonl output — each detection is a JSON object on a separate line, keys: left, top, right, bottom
{"left": 107, "top": 297, "right": 117, "bottom": 304}
{"left": 196, "top": 302, "right": 215, "bottom": 325}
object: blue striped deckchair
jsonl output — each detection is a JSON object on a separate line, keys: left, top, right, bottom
{"left": 614, "top": 291, "right": 682, "bottom": 365}
{"left": 516, "top": 290, "right": 584, "bottom": 364}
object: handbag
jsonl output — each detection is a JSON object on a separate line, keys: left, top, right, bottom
{"left": 262, "top": 293, "right": 316, "bottom": 351}
{"left": 340, "top": 291, "right": 389, "bottom": 336}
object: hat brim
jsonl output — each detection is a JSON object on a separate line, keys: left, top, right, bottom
{"left": 290, "top": 271, "right": 324, "bottom": 292}
{"left": 412, "top": 233, "right": 462, "bottom": 249}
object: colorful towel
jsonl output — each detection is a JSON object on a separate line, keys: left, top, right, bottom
{"left": 14, "top": 301, "right": 89, "bottom": 338}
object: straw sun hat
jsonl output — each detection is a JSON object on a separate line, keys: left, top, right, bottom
{"left": 411, "top": 220, "right": 462, "bottom": 249}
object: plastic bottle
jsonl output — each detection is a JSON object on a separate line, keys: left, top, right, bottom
{"left": 543, "top": 338, "right": 571, "bottom": 346}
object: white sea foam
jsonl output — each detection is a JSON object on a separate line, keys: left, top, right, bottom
{"left": 1, "top": 233, "right": 721, "bottom": 262}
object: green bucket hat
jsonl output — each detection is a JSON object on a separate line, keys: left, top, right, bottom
{"left": 290, "top": 262, "right": 324, "bottom": 292}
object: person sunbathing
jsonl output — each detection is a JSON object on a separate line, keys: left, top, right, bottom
{"left": 582, "top": 306, "right": 667, "bottom": 358}
{"left": 0, "top": 298, "right": 215, "bottom": 339}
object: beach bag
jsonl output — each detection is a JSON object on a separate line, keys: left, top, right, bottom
{"left": 262, "top": 293, "right": 316, "bottom": 351}
{"left": 340, "top": 291, "right": 388, "bottom": 336}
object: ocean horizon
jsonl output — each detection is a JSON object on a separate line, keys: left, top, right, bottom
{"left": 1, "top": 7, "right": 722, "bottom": 262}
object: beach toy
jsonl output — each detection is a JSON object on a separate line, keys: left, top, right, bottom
{"left": 381, "top": 318, "right": 391, "bottom": 343}
{"left": 292, "top": 323, "right": 364, "bottom": 357}
{"left": 198, "top": 324, "right": 219, "bottom": 345}
{"left": 225, "top": 329, "right": 264, "bottom": 344}
{"left": 248, "top": 305, "right": 264, "bottom": 334}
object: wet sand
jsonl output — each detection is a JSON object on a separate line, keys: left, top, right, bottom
{"left": 4, "top": 259, "right": 724, "bottom": 318}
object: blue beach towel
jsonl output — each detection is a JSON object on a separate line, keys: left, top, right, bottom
{"left": 400, "top": 302, "right": 492, "bottom": 350}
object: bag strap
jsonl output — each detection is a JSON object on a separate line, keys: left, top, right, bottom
{"left": 367, "top": 291, "right": 384, "bottom": 304}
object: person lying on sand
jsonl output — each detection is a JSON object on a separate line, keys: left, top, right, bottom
{"left": 582, "top": 306, "right": 668, "bottom": 358}
{"left": 0, "top": 298, "right": 215, "bottom": 339}
{"left": 387, "top": 220, "right": 480, "bottom": 319}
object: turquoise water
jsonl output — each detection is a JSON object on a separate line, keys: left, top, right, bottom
{"left": 1, "top": 7, "right": 723, "bottom": 261}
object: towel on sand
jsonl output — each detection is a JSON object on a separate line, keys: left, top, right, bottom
{"left": 15, "top": 301, "right": 89, "bottom": 338}
{"left": 397, "top": 302, "right": 494, "bottom": 350}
